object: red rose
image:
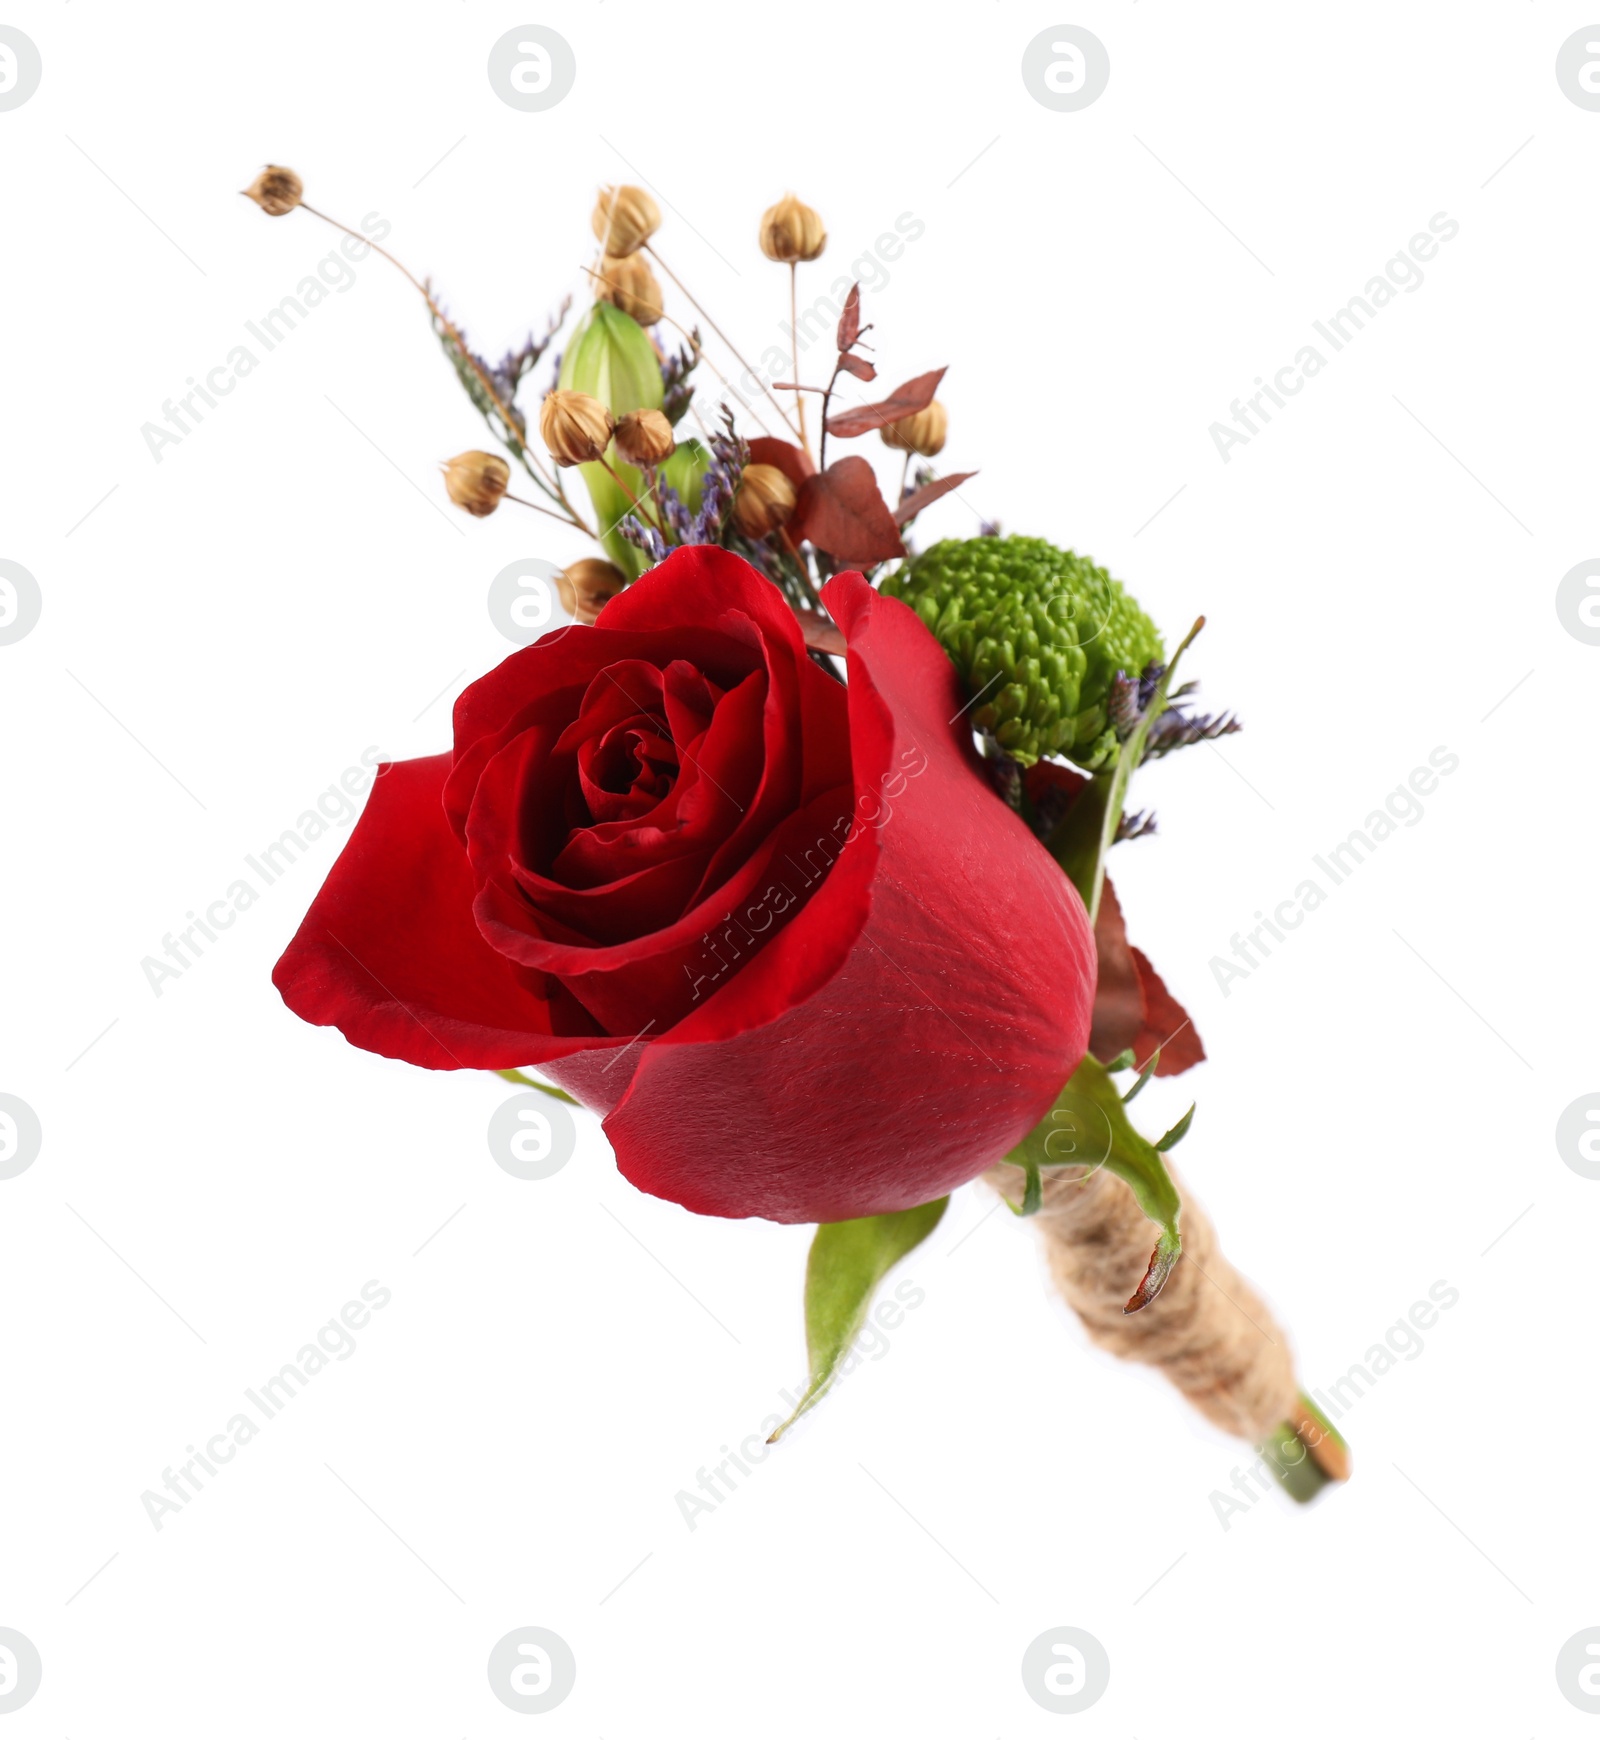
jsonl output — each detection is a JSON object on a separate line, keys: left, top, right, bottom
{"left": 273, "top": 547, "right": 1095, "bottom": 1222}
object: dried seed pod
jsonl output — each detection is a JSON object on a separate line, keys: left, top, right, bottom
{"left": 440, "top": 450, "right": 510, "bottom": 518}
{"left": 730, "top": 463, "right": 797, "bottom": 540}
{"left": 591, "top": 184, "right": 661, "bottom": 257}
{"left": 558, "top": 557, "right": 627, "bottom": 624}
{"left": 758, "top": 194, "right": 826, "bottom": 263}
{"left": 242, "top": 165, "right": 303, "bottom": 216}
{"left": 613, "top": 409, "right": 675, "bottom": 469}
{"left": 881, "top": 402, "right": 948, "bottom": 457}
{"left": 540, "top": 390, "right": 615, "bottom": 467}
{"left": 592, "top": 253, "right": 664, "bottom": 327}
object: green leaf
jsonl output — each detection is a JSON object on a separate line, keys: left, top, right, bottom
{"left": 1122, "top": 1048, "right": 1161, "bottom": 1103}
{"left": 769, "top": 1197, "right": 947, "bottom": 1442}
{"left": 660, "top": 436, "right": 710, "bottom": 516}
{"left": 492, "top": 1068, "right": 578, "bottom": 1107}
{"left": 1045, "top": 618, "right": 1205, "bottom": 923}
{"left": 1154, "top": 1103, "right": 1195, "bottom": 1151}
{"left": 1000, "top": 1153, "right": 1044, "bottom": 1218}
{"left": 1004, "top": 1051, "right": 1183, "bottom": 1313}
{"left": 1103, "top": 1048, "right": 1137, "bottom": 1073}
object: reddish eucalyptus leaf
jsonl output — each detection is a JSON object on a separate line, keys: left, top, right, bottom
{"left": 795, "top": 608, "right": 847, "bottom": 657}
{"left": 1089, "top": 879, "right": 1145, "bottom": 1062}
{"left": 746, "top": 436, "right": 815, "bottom": 492}
{"left": 1130, "top": 947, "right": 1205, "bottom": 1075}
{"left": 824, "top": 367, "right": 947, "bottom": 439}
{"left": 894, "top": 470, "right": 977, "bottom": 526}
{"left": 836, "top": 284, "right": 862, "bottom": 351}
{"left": 1089, "top": 878, "right": 1205, "bottom": 1076}
{"left": 836, "top": 352, "right": 877, "bottom": 382}
{"left": 792, "top": 456, "right": 905, "bottom": 564}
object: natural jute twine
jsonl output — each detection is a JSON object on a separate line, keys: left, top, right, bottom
{"left": 985, "top": 1160, "right": 1300, "bottom": 1443}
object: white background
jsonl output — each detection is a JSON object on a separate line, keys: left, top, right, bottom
{"left": 2, "top": 3, "right": 1596, "bottom": 1733}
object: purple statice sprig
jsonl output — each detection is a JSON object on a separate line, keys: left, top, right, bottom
{"left": 489, "top": 294, "right": 571, "bottom": 418}
{"left": 690, "top": 405, "right": 747, "bottom": 545}
{"left": 661, "top": 327, "right": 701, "bottom": 426}
{"left": 1110, "top": 662, "right": 1241, "bottom": 761}
{"left": 618, "top": 515, "right": 668, "bottom": 565}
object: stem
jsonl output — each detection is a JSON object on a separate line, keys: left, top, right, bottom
{"left": 645, "top": 244, "right": 802, "bottom": 440}
{"left": 1259, "top": 1397, "right": 1350, "bottom": 1501}
{"left": 789, "top": 263, "right": 810, "bottom": 459}
{"left": 597, "top": 455, "right": 664, "bottom": 532}
{"left": 898, "top": 452, "right": 911, "bottom": 503}
{"left": 505, "top": 490, "right": 584, "bottom": 527}
{"left": 817, "top": 354, "right": 844, "bottom": 473}
{"left": 778, "top": 530, "right": 825, "bottom": 613}
{"left": 298, "top": 201, "right": 594, "bottom": 535}
{"left": 1043, "top": 620, "right": 1205, "bottom": 924}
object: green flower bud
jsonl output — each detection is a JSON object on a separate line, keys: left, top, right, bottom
{"left": 881, "top": 535, "right": 1164, "bottom": 767}
{"left": 558, "top": 301, "right": 664, "bottom": 578}
{"left": 660, "top": 435, "right": 709, "bottom": 516}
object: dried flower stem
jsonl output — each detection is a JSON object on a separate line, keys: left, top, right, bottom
{"left": 645, "top": 244, "right": 803, "bottom": 441}
{"left": 596, "top": 455, "right": 666, "bottom": 533}
{"left": 789, "top": 263, "right": 811, "bottom": 459}
{"left": 505, "top": 490, "right": 583, "bottom": 527}
{"left": 299, "top": 201, "right": 593, "bottom": 536}
{"left": 778, "top": 530, "right": 825, "bottom": 614}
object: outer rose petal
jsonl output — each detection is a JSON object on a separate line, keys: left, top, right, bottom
{"left": 595, "top": 573, "right": 1097, "bottom": 1223}
{"left": 271, "top": 753, "right": 626, "bottom": 1070}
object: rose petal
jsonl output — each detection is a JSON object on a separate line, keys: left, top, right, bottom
{"left": 272, "top": 753, "right": 620, "bottom": 1069}
{"left": 598, "top": 573, "right": 1095, "bottom": 1222}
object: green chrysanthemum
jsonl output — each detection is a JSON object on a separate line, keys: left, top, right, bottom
{"left": 882, "top": 535, "right": 1165, "bottom": 767}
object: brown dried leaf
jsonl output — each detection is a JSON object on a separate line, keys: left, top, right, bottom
{"left": 823, "top": 367, "right": 947, "bottom": 439}
{"left": 791, "top": 456, "right": 905, "bottom": 564}
{"left": 893, "top": 469, "right": 977, "bottom": 526}
{"left": 835, "top": 352, "right": 877, "bottom": 382}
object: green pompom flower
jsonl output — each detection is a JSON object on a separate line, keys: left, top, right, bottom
{"left": 882, "top": 535, "right": 1165, "bottom": 767}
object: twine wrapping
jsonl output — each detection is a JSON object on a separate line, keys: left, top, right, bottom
{"left": 985, "top": 1160, "right": 1300, "bottom": 1443}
